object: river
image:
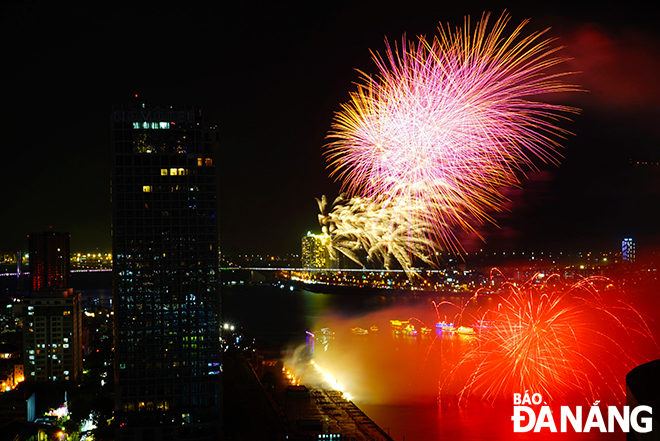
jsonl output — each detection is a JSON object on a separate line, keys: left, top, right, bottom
{"left": 222, "top": 281, "right": 656, "bottom": 440}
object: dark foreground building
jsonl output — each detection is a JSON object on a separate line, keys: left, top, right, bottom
{"left": 111, "top": 102, "right": 221, "bottom": 440}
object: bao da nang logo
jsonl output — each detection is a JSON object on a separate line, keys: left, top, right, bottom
{"left": 511, "top": 392, "right": 653, "bottom": 433}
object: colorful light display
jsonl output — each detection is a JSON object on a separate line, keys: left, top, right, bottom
{"left": 326, "top": 12, "right": 579, "bottom": 251}
{"left": 441, "top": 274, "right": 657, "bottom": 404}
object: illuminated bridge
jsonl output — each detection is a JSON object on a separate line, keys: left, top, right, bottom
{"left": 221, "top": 267, "right": 449, "bottom": 274}
{"left": 0, "top": 269, "right": 113, "bottom": 277}
{"left": 0, "top": 267, "right": 453, "bottom": 276}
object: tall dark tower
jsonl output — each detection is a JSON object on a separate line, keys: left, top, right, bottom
{"left": 28, "top": 231, "right": 70, "bottom": 291}
{"left": 111, "top": 101, "right": 221, "bottom": 440}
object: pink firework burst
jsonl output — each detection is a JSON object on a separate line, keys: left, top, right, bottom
{"left": 326, "top": 12, "right": 580, "bottom": 251}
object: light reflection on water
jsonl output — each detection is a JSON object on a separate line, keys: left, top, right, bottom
{"left": 222, "top": 284, "right": 639, "bottom": 440}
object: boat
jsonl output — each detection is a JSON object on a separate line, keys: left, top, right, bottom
{"left": 456, "top": 326, "right": 475, "bottom": 335}
{"left": 351, "top": 327, "right": 369, "bottom": 335}
{"left": 436, "top": 321, "right": 456, "bottom": 333}
{"left": 403, "top": 324, "right": 418, "bottom": 336}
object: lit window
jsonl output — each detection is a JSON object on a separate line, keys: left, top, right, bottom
{"left": 197, "top": 158, "right": 203, "bottom": 166}
{"left": 178, "top": 168, "right": 185, "bottom": 175}
{"left": 204, "top": 158, "right": 213, "bottom": 166}
{"left": 133, "top": 122, "right": 140, "bottom": 129}
{"left": 161, "top": 169, "right": 168, "bottom": 176}
{"left": 143, "top": 186, "right": 152, "bottom": 192}
{"left": 159, "top": 122, "right": 170, "bottom": 129}
{"left": 170, "top": 168, "right": 178, "bottom": 176}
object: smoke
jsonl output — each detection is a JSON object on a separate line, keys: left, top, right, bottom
{"left": 306, "top": 300, "right": 467, "bottom": 405}
{"left": 297, "top": 274, "right": 660, "bottom": 407}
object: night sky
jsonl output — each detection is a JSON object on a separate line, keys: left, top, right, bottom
{"left": 2, "top": 0, "right": 660, "bottom": 256}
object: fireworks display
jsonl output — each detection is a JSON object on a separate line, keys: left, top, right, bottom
{"left": 308, "top": 273, "right": 657, "bottom": 411}
{"left": 440, "top": 274, "right": 657, "bottom": 405}
{"left": 307, "top": 12, "right": 656, "bottom": 418}
{"left": 326, "top": 12, "right": 580, "bottom": 251}
{"left": 317, "top": 194, "right": 438, "bottom": 273}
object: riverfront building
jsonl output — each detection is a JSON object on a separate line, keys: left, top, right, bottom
{"left": 301, "top": 232, "right": 331, "bottom": 269}
{"left": 622, "top": 238, "right": 636, "bottom": 263}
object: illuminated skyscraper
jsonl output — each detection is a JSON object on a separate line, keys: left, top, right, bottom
{"left": 111, "top": 102, "right": 221, "bottom": 440}
{"left": 28, "top": 231, "right": 70, "bottom": 291}
{"left": 301, "top": 232, "right": 331, "bottom": 268}
{"left": 622, "top": 238, "right": 636, "bottom": 263}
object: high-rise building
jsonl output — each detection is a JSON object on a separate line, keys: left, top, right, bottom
{"left": 111, "top": 102, "right": 221, "bottom": 440}
{"left": 301, "top": 232, "right": 331, "bottom": 268}
{"left": 23, "top": 288, "right": 82, "bottom": 383}
{"left": 622, "top": 238, "right": 636, "bottom": 263}
{"left": 23, "top": 232, "right": 82, "bottom": 383}
{"left": 28, "top": 231, "right": 70, "bottom": 291}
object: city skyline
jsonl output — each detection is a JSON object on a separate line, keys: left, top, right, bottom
{"left": 2, "top": 1, "right": 660, "bottom": 256}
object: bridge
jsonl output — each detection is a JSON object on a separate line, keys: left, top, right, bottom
{"left": 221, "top": 267, "right": 450, "bottom": 274}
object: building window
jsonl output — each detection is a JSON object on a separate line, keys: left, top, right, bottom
{"left": 143, "top": 186, "right": 152, "bottom": 192}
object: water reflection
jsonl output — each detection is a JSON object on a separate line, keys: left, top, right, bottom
{"left": 222, "top": 283, "right": 656, "bottom": 440}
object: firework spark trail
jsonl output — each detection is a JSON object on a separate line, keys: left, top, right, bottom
{"left": 438, "top": 274, "right": 658, "bottom": 405}
{"left": 326, "top": 12, "right": 580, "bottom": 252}
{"left": 318, "top": 194, "right": 439, "bottom": 272}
